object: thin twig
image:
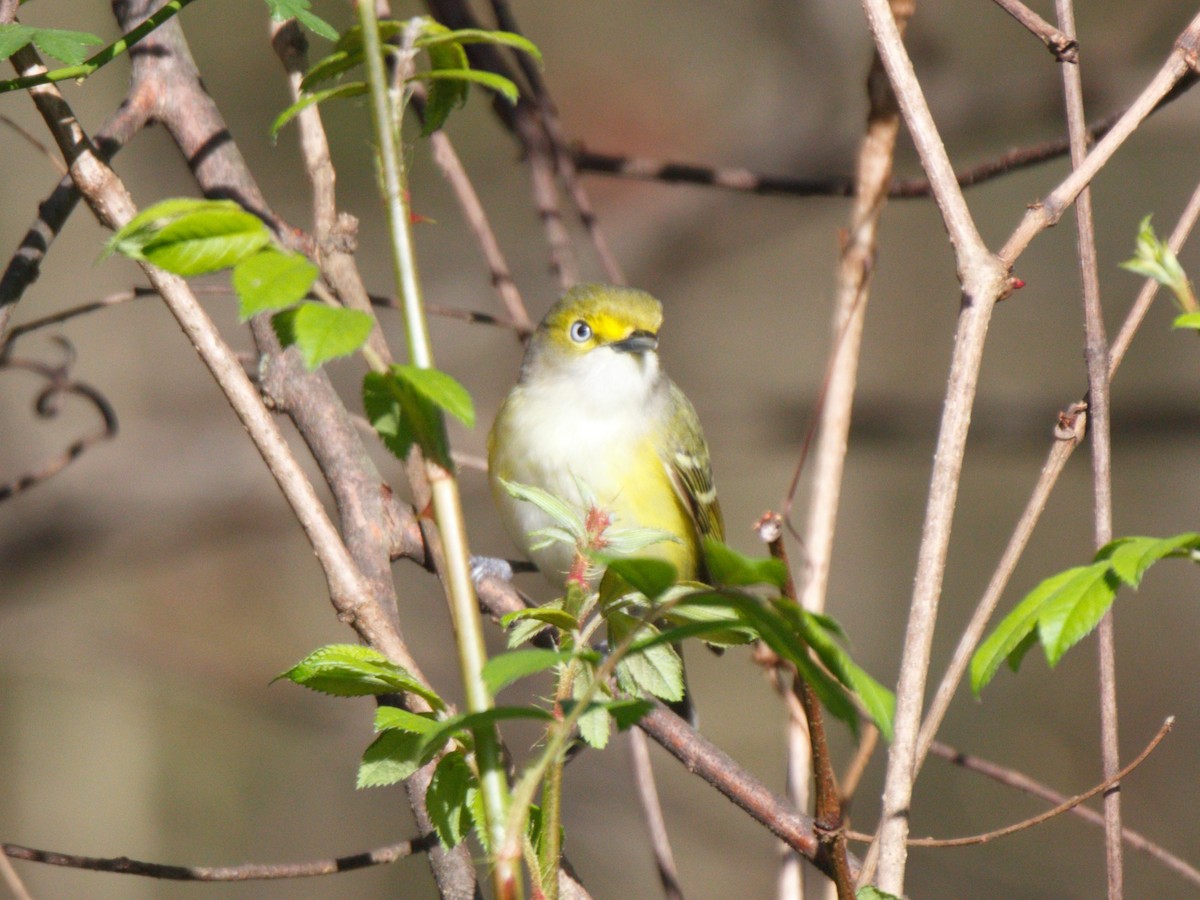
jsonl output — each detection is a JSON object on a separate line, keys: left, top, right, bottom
{"left": 926, "top": 737, "right": 1200, "bottom": 887}
{"left": 1055, "top": 2, "right": 1122, "bottom": 895}
{"left": 0, "top": 112, "right": 67, "bottom": 175}
{"left": 991, "top": 0, "right": 1078, "bottom": 62}
{"left": 879, "top": 717, "right": 1173, "bottom": 849}
{"left": 760, "top": 513, "right": 854, "bottom": 900}
{"left": 2, "top": 835, "right": 435, "bottom": 881}
{"left": 0, "top": 338, "right": 119, "bottom": 502}
{"left": 628, "top": 728, "right": 685, "bottom": 900}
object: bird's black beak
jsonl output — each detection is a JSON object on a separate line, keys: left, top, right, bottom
{"left": 612, "top": 330, "right": 658, "bottom": 354}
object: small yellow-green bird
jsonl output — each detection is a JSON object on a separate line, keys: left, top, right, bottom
{"left": 488, "top": 283, "right": 724, "bottom": 590}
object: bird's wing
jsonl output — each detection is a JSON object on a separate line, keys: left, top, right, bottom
{"left": 659, "top": 381, "right": 724, "bottom": 546}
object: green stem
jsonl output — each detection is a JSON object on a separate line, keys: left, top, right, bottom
{"left": 0, "top": 0, "right": 200, "bottom": 94}
{"left": 355, "top": 6, "right": 514, "bottom": 897}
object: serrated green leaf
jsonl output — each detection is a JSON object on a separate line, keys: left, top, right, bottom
{"left": 663, "top": 591, "right": 757, "bottom": 646}
{"left": 426, "top": 751, "right": 474, "bottom": 848}
{"left": 1098, "top": 533, "right": 1200, "bottom": 587}
{"left": 233, "top": 248, "right": 318, "bottom": 319}
{"left": 271, "top": 81, "right": 367, "bottom": 137}
{"left": 272, "top": 302, "right": 373, "bottom": 369}
{"left": 481, "top": 648, "right": 573, "bottom": 695}
{"left": 500, "top": 605, "right": 579, "bottom": 633}
{"left": 497, "top": 478, "right": 585, "bottom": 539}
{"left": 0, "top": 25, "right": 34, "bottom": 63}
{"left": 29, "top": 27, "right": 103, "bottom": 65}
{"left": 702, "top": 539, "right": 789, "bottom": 589}
{"left": 610, "top": 612, "right": 684, "bottom": 703}
{"left": 599, "top": 556, "right": 678, "bottom": 602}
{"left": 136, "top": 207, "right": 270, "bottom": 275}
{"left": 1037, "top": 563, "right": 1119, "bottom": 666}
{"left": 357, "top": 729, "right": 424, "bottom": 788}
{"left": 264, "top": 0, "right": 339, "bottom": 41}
{"left": 466, "top": 777, "right": 488, "bottom": 852}
{"left": 573, "top": 666, "right": 610, "bottom": 749}
{"left": 392, "top": 364, "right": 475, "bottom": 428}
{"left": 276, "top": 643, "right": 445, "bottom": 709}
{"left": 106, "top": 199, "right": 268, "bottom": 274}
{"left": 374, "top": 706, "right": 438, "bottom": 734}
{"left": 362, "top": 366, "right": 466, "bottom": 467}
{"left": 606, "top": 697, "right": 654, "bottom": 730}
{"left": 970, "top": 567, "right": 1081, "bottom": 694}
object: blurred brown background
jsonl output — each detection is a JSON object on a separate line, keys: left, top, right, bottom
{"left": 2, "top": 1, "right": 1199, "bottom": 897}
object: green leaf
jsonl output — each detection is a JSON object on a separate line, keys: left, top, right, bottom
{"left": 481, "top": 648, "right": 573, "bottom": 695}
{"left": 415, "top": 28, "right": 542, "bottom": 64}
{"left": 264, "top": 0, "right": 339, "bottom": 41}
{"left": 466, "top": 777, "right": 488, "bottom": 852}
{"left": 272, "top": 301, "right": 373, "bottom": 369}
{"left": 412, "top": 67, "right": 520, "bottom": 105}
{"left": 276, "top": 643, "right": 445, "bottom": 709}
{"left": 106, "top": 199, "right": 269, "bottom": 275}
{"left": 299, "top": 47, "right": 362, "bottom": 91}
{"left": 664, "top": 593, "right": 758, "bottom": 646}
{"left": 1098, "top": 533, "right": 1200, "bottom": 587}
{"left": 1173, "top": 311, "right": 1200, "bottom": 330}
{"left": 702, "top": 539, "right": 789, "bottom": 589}
{"left": 357, "top": 729, "right": 424, "bottom": 788}
{"left": 29, "top": 27, "right": 103, "bottom": 65}
{"left": 393, "top": 364, "right": 475, "bottom": 428}
{"left": 970, "top": 567, "right": 1081, "bottom": 694}
{"left": 1036, "top": 562, "right": 1119, "bottom": 666}
{"left": 271, "top": 81, "right": 367, "bottom": 137}
{"left": 496, "top": 478, "right": 586, "bottom": 540}
{"left": 573, "top": 666, "right": 611, "bottom": 749}
{"left": 605, "top": 697, "right": 654, "bottom": 730}
{"left": 857, "top": 887, "right": 904, "bottom": 900}
{"left": 599, "top": 556, "right": 678, "bottom": 602}
{"left": 426, "top": 751, "right": 474, "bottom": 848}
{"left": 419, "top": 26, "right": 469, "bottom": 135}
{"left": 500, "top": 605, "right": 580, "bottom": 634}
{"left": 374, "top": 706, "right": 438, "bottom": 734}
{"left": 789, "top": 605, "right": 894, "bottom": 740}
{"left": 0, "top": 25, "right": 34, "bottom": 63}
{"left": 361, "top": 365, "right": 473, "bottom": 468}
{"left": 610, "top": 612, "right": 684, "bottom": 703}
{"left": 232, "top": 248, "right": 319, "bottom": 319}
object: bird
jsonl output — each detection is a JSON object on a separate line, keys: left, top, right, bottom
{"left": 488, "top": 283, "right": 723, "bottom": 714}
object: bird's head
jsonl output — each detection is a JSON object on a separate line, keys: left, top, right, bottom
{"left": 524, "top": 284, "right": 663, "bottom": 378}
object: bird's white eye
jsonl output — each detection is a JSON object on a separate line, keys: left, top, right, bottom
{"left": 569, "top": 320, "right": 592, "bottom": 343}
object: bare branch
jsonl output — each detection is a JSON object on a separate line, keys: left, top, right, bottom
{"left": 628, "top": 728, "right": 685, "bottom": 900}
{"left": 0, "top": 338, "right": 118, "bottom": 502}
{"left": 926, "top": 738, "right": 1200, "bottom": 887}
{"left": 1054, "top": 1, "right": 1122, "bottom": 894}
{"left": 896, "top": 718, "right": 1173, "bottom": 849}
{"left": 2, "top": 836, "right": 435, "bottom": 881}
{"left": 991, "top": 0, "right": 1078, "bottom": 62}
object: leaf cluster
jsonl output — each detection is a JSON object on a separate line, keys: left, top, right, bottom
{"left": 971, "top": 533, "right": 1200, "bottom": 693}
{"left": 273, "top": 16, "right": 540, "bottom": 137}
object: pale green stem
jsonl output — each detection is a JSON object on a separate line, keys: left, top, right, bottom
{"left": 0, "top": 0, "right": 200, "bottom": 94}
{"left": 355, "top": 5, "right": 514, "bottom": 896}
